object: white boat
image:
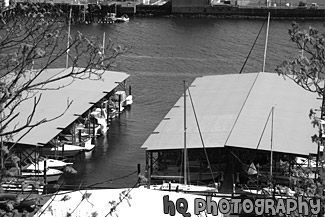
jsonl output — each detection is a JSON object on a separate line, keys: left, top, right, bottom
{"left": 90, "top": 108, "right": 109, "bottom": 135}
{"left": 22, "top": 156, "right": 73, "bottom": 170}
{"left": 1, "top": 180, "right": 44, "bottom": 195}
{"left": 21, "top": 165, "right": 63, "bottom": 183}
{"left": 41, "top": 143, "right": 87, "bottom": 158}
{"left": 83, "top": 136, "right": 96, "bottom": 151}
{"left": 104, "top": 12, "right": 117, "bottom": 23}
{"left": 148, "top": 182, "right": 219, "bottom": 195}
{"left": 39, "top": 157, "right": 73, "bottom": 169}
{"left": 116, "top": 14, "right": 129, "bottom": 22}
{"left": 114, "top": 90, "right": 133, "bottom": 108}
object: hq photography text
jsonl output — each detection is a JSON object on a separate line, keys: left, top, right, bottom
{"left": 163, "top": 195, "right": 321, "bottom": 216}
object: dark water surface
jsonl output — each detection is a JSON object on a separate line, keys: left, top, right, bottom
{"left": 60, "top": 17, "right": 325, "bottom": 188}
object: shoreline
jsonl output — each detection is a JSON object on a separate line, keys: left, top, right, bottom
{"left": 2, "top": 2, "right": 325, "bottom": 21}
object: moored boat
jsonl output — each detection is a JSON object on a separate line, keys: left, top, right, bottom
{"left": 21, "top": 164, "right": 63, "bottom": 183}
{"left": 22, "top": 156, "right": 73, "bottom": 170}
{"left": 41, "top": 143, "right": 87, "bottom": 158}
{"left": 115, "top": 14, "right": 129, "bottom": 22}
{"left": 104, "top": 13, "right": 117, "bottom": 23}
{"left": 1, "top": 180, "right": 44, "bottom": 195}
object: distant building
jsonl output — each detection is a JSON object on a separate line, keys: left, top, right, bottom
{"left": 172, "top": 0, "right": 210, "bottom": 13}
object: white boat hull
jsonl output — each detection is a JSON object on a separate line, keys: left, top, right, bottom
{"left": 42, "top": 144, "right": 86, "bottom": 158}
{"left": 22, "top": 171, "right": 63, "bottom": 183}
{"left": 2, "top": 182, "right": 44, "bottom": 195}
{"left": 149, "top": 183, "right": 219, "bottom": 195}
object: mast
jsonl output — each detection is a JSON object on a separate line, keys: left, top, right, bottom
{"left": 66, "top": 7, "right": 72, "bottom": 69}
{"left": 102, "top": 32, "right": 105, "bottom": 55}
{"left": 183, "top": 80, "right": 187, "bottom": 185}
{"left": 101, "top": 32, "right": 105, "bottom": 67}
{"left": 270, "top": 107, "right": 274, "bottom": 177}
{"left": 262, "top": 12, "right": 270, "bottom": 73}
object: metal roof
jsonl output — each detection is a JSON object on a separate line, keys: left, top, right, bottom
{"left": 141, "top": 72, "right": 320, "bottom": 156}
{"left": 5, "top": 67, "right": 129, "bottom": 146}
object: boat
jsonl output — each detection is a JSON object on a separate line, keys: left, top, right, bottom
{"left": 1, "top": 180, "right": 44, "bottom": 195}
{"left": 60, "top": 134, "right": 95, "bottom": 151}
{"left": 112, "top": 90, "right": 133, "bottom": 110}
{"left": 21, "top": 164, "right": 63, "bottom": 183}
{"left": 90, "top": 108, "right": 109, "bottom": 136}
{"left": 21, "top": 156, "right": 73, "bottom": 170}
{"left": 41, "top": 143, "right": 88, "bottom": 158}
{"left": 104, "top": 12, "right": 117, "bottom": 23}
{"left": 38, "top": 157, "right": 73, "bottom": 169}
{"left": 115, "top": 14, "right": 129, "bottom": 22}
{"left": 147, "top": 182, "right": 219, "bottom": 196}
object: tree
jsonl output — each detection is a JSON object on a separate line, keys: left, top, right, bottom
{"left": 276, "top": 22, "right": 325, "bottom": 216}
{"left": 0, "top": 2, "right": 126, "bottom": 214}
{"left": 1, "top": 3, "right": 125, "bottom": 147}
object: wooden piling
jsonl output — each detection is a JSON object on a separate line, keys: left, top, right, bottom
{"left": 78, "top": 129, "right": 82, "bottom": 146}
{"left": 43, "top": 160, "right": 47, "bottom": 185}
{"left": 118, "top": 94, "right": 121, "bottom": 113}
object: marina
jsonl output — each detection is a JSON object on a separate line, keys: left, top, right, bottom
{"left": 54, "top": 17, "right": 325, "bottom": 191}
{"left": 2, "top": 67, "right": 133, "bottom": 194}
{"left": 1, "top": 2, "right": 325, "bottom": 215}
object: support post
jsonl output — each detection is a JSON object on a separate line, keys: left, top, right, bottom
{"left": 147, "top": 151, "right": 152, "bottom": 189}
{"left": 43, "top": 160, "right": 47, "bottom": 185}
{"left": 62, "top": 144, "right": 64, "bottom": 157}
{"left": 92, "top": 118, "right": 95, "bottom": 138}
{"left": 118, "top": 95, "right": 121, "bottom": 113}
{"left": 106, "top": 102, "right": 110, "bottom": 124}
{"left": 79, "top": 129, "right": 82, "bottom": 146}
{"left": 137, "top": 163, "right": 141, "bottom": 184}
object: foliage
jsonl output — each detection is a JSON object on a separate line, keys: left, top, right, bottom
{"left": 0, "top": 2, "right": 126, "bottom": 214}
{"left": 276, "top": 22, "right": 325, "bottom": 95}
{"left": 276, "top": 22, "right": 325, "bottom": 216}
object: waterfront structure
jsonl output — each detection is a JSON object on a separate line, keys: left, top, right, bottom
{"left": 141, "top": 72, "right": 320, "bottom": 192}
{"left": 3, "top": 0, "right": 325, "bottom": 21}
{"left": 5, "top": 67, "right": 131, "bottom": 168}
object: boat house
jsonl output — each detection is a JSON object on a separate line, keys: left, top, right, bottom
{"left": 4, "top": 67, "right": 131, "bottom": 175}
{"left": 141, "top": 72, "right": 320, "bottom": 192}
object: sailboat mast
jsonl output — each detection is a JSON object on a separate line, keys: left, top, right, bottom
{"left": 262, "top": 12, "right": 270, "bottom": 72}
{"left": 66, "top": 7, "right": 72, "bottom": 69}
{"left": 102, "top": 32, "right": 106, "bottom": 55}
{"left": 270, "top": 107, "right": 274, "bottom": 177}
{"left": 184, "top": 80, "right": 187, "bottom": 185}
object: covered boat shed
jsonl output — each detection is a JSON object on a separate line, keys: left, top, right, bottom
{"left": 141, "top": 72, "right": 320, "bottom": 191}
{"left": 4, "top": 67, "right": 130, "bottom": 160}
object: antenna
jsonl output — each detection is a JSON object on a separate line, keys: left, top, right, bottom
{"left": 262, "top": 12, "right": 270, "bottom": 72}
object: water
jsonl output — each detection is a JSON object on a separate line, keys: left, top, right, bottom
{"left": 61, "top": 17, "right": 325, "bottom": 189}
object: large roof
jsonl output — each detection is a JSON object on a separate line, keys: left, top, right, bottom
{"left": 141, "top": 72, "right": 320, "bottom": 156}
{"left": 5, "top": 67, "right": 129, "bottom": 146}
{"left": 36, "top": 188, "right": 223, "bottom": 217}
